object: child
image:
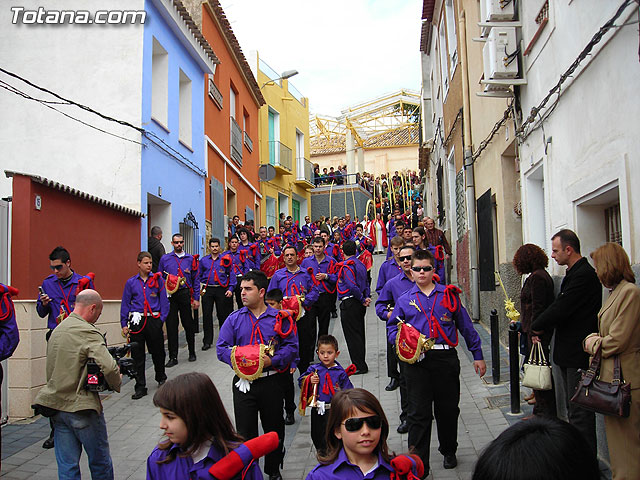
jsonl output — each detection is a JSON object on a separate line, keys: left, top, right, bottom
{"left": 265, "top": 288, "right": 297, "bottom": 426}
{"left": 306, "top": 388, "right": 392, "bottom": 480}
{"left": 147, "top": 372, "right": 263, "bottom": 480}
{"left": 299, "top": 335, "right": 353, "bottom": 456}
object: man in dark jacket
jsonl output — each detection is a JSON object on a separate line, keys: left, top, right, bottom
{"left": 147, "top": 226, "right": 165, "bottom": 273}
{"left": 531, "top": 229, "right": 600, "bottom": 453}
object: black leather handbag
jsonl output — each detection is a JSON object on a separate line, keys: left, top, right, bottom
{"left": 570, "top": 347, "right": 631, "bottom": 418}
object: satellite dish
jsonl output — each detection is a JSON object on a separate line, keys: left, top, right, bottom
{"left": 258, "top": 164, "right": 276, "bottom": 182}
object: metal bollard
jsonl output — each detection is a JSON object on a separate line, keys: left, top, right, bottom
{"left": 490, "top": 309, "right": 500, "bottom": 384}
{"left": 508, "top": 322, "right": 521, "bottom": 414}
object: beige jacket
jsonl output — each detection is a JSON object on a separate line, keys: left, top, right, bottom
{"left": 585, "top": 280, "right": 640, "bottom": 388}
{"left": 34, "top": 313, "right": 121, "bottom": 413}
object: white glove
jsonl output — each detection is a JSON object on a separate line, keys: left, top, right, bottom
{"left": 130, "top": 312, "right": 142, "bottom": 326}
{"left": 317, "top": 401, "right": 326, "bottom": 416}
{"left": 235, "top": 378, "right": 251, "bottom": 393}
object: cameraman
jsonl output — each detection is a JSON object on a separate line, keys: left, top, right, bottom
{"left": 34, "top": 289, "right": 121, "bottom": 479}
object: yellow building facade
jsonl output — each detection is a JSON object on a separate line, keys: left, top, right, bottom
{"left": 250, "top": 52, "right": 314, "bottom": 229}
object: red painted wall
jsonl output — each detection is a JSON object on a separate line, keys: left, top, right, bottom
{"left": 10, "top": 175, "right": 141, "bottom": 300}
{"left": 200, "top": 4, "right": 260, "bottom": 222}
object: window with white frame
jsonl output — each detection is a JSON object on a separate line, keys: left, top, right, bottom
{"left": 151, "top": 37, "right": 168, "bottom": 128}
{"left": 178, "top": 69, "right": 192, "bottom": 147}
{"left": 438, "top": 17, "right": 449, "bottom": 97}
{"left": 444, "top": 0, "right": 458, "bottom": 70}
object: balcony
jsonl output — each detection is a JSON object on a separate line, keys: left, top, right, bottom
{"left": 294, "top": 157, "right": 315, "bottom": 188}
{"left": 243, "top": 131, "right": 253, "bottom": 152}
{"left": 268, "top": 140, "right": 292, "bottom": 174}
{"left": 230, "top": 117, "right": 242, "bottom": 166}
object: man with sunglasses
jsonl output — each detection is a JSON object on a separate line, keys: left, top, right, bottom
{"left": 387, "top": 249, "right": 486, "bottom": 475}
{"left": 36, "top": 246, "right": 95, "bottom": 449}
{"left": 157, "top": 233, "right": 199, "bottom": 367}
{"left": 376, "top": 245, "right": 416, "bottom": 431}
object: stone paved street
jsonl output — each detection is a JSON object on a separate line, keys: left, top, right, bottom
{"left": 1, "top": 256, "right": 527, "bottom": 479}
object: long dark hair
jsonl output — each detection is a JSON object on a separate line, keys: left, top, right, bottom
{"left": 153, "top": 372, "right": 243, "bottom": 463}
{"left": 318, "top": 388, "right": 390, "bottom": 464}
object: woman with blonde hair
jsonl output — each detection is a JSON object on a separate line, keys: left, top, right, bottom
{"left": 583, "top": 242, "right": 640, "bottom": 480}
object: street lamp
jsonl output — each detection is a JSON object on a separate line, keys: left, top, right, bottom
{"left": 260, "top": 69, "right": 299, "bottom": 88}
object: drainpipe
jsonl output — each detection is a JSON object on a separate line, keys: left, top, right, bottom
{"left": 459, "top": 10, "right": 480, "bottom": 320}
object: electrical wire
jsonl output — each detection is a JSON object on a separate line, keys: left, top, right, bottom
{"left": 0, "top": 66, "right": 207, "bottom": 177}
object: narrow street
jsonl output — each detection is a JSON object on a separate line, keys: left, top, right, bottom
{"left": 1, "top": 255, "right": 523, "bottom": 480}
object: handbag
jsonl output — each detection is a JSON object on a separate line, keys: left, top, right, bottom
{"left": 522, "top": 342, "right": 553, "bottom": 390}
{"left": 570, "top": 346, "right": 631, "bottom": 418}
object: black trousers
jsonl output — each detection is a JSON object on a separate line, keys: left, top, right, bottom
{"left": 297, "top": 313, "right": 317, "bottom": 375}
{"left": 130, "top": 317, "right": 166, "bottom": 391}
{"left": 339, "top": 298, "right": 367, "bottom": 370}
{"left": 311, "top": 407, "right": 329, "bottom": 455}
{"left": 201, "top": 286, "right": 233, "bottom": 346}
{"left": 329, "top": 290, "right": 338, "bottom": 314}
{"left": 166, "top": 288, "right": 195, "bottom": 359}
{"left": 234, "top": 278, "right": 244, "bottom": 311}
{"left": 557, "top": 366, "right": 596, "bottom": 453}
{"left": 284, "top": 371, "right": 295, "bottom": 414}
{"left": 387, "top": 340, "right": 399, "bottom": 379}
{"left": 233, "top": 373, "right": 286, "bottom": 475}
{"left": 404, "top": 349, "right": 460, "bottom": 469}
{"left": 307, "top": 293, "right": 332, "bottom": 338}
{"left": 398, "top": 361, "right": 409, "bottom": 422}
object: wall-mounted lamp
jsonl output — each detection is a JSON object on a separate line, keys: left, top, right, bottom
{"left": 260, "top": 69, "right": 299, "bottom": 89}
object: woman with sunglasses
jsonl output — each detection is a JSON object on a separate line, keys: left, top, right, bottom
{"left": 306, "top": 388, "right": 392, "bottom": 480}
{"left": 386, "top": 248, "right": 486, "bottom": 476}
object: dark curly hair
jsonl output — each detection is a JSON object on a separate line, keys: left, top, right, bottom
{"left": 513, "top": 244, "right": 549, "bottom": 275}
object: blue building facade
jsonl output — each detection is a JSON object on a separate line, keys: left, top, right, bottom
{"left": 140, "top": 0, "right": 217, "bottom": 255}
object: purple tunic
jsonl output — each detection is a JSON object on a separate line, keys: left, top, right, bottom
{"left": 301, "top": 255, "right": 338, "bottom": 293}
{"left": 36, "top": 272, "right": 95, "bottom": 329}
{"left": 298, "top": 362, "right": 353, "bottom": 403}
{"left": 216, "top": 306, "right": 298, "bottom": 372}
{"left": 374, "top": 272, "right": 414, "bottom": 322}
{"left": 227, "top": 250, "right": 255, "bottom": 277}
{"left": 157, "top": 252, "right": 200, "bottom": 301}
{"left": 268, "top": 268, "right": 320, "bottom": 308}
{"left": 387, "top": 283, "right": 483, "bottom": 360}
{"left": 146, "top": 441, "right": 263, "bottom": 480}
{"left": 198, "top": 254, "right": 236, "bottom": 293}
{"left": 120, "top": 274, "right": 170, "bottom": 327}
{"left": 336, "top": 257, "right": 370, "bottom": 302}
{"left": 238, "top": 242, "right": 261, "bottom": 267}
{"left": 375, "top": 258, "right": 402, "bottom": 295}
{"left": 306, "top": 449, "right": 393, "bottom": 480}
{"left": 0, "top": 285, "right": 20, "bottom": 361}
{"left": 325, "top": 242, "right": 343, "bottom": 262}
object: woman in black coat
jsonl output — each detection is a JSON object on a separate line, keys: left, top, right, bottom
{"left": 513, "top": 244, "right": 556, "bottom": 416}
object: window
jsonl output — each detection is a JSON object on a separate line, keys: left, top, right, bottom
{"left": 438, "top": 17, "right": 449, "bottom": 97}
{"left": 229, "top": 86, "right": 236, "bottom": 120}
{"left": 444, "top": 0, "right": 458, "bottom": 70}
{"left": 151, "top": 37, "right": 168, "bottom": 128}
{"left": 605, "top": 203, "right": 622, "bottom": 245}
{"left": 178, "top": 70, "right": 192, "bottom": 148}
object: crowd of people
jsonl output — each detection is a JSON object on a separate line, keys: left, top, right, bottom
{"left": 1, "top": 212, "right": 636, "bottom": 479}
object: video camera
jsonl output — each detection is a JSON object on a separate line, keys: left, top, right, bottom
{"left": 85, "top": 342, "right": 138, "bottom": 392}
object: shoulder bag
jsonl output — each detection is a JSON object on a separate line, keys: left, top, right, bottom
{"left": 522, "top": 342, "right": 553, "bottom": 390}
{"left": 570, "top": 346, "right": 631, "bottom": 417}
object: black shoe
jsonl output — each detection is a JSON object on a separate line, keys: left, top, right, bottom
{"left": 268, "top": 473, "right": 282, "bottom": 480}
{"left": 42, "top": 437, "right": 54, "bottom": 449}
{"left": 443, "top": 454, "right": 457, "bottom": 469}
{"left": 188, "top": 353, "right": 197, "bottom": 362}
{"left": 397, "top": 420, "right": 409, "bottom": 434}
{"left": 158, "top": 379, "right": 166, "bottom": 387}
{"left": 353, "top": 367, "right": 368, "bottom": 375}
{"left": 202, "top": 344, "right": 211, "bottom": 351}
{"left": 284, "top": 412, "right": 295, "bottom": 425}
{"left": 132, "top": 389, "right": 148, "bottom": 400}
{"left": 385, "top": 378, "right": 400, "bottom": 391}
{"left": 165, "top": 358, "right": 178, "bottom": 368}
{"left": 331, "top": 311, "right": 338, "bottom": 319}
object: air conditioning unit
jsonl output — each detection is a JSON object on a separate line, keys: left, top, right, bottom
{"left": 480, "top": 0, "right": 515, "bottom": 22}
{"left": 483, "top": 27, "right": 518, "bottom": 80}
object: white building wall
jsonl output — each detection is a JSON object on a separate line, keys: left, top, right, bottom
{"left": 0, "top": 0, "right": 145, "bottom": 210}
{"left": 518, "top": 1, "right": 640, "bottom": 271}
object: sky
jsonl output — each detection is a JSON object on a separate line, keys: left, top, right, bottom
{"left": 219, "top": 0, "right": 423, "bottom": 117}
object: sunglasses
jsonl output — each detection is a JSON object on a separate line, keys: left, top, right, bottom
{"left": 342, "top": 415, "right": 382, "bottom": 432}
{"left": 50, "top": 264, "right": 66, "bottom": 271}
{"left": 398, "top": 255, "right": 412, "bottom": 262}
{"left": 411, "top": 266, "right": 433, "bottom": 272}
{"left": 173, "top": 241, "right": 184, "bottom": 244}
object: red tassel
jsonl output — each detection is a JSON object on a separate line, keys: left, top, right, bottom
{"left": 192, "top": 254, "right": 200, "bottom": 271}
{"left": 345, "top": 364, "right": 357, "bottom": 376}
{"left": 442, "top": 285, "right": 462, "bottom": 313}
